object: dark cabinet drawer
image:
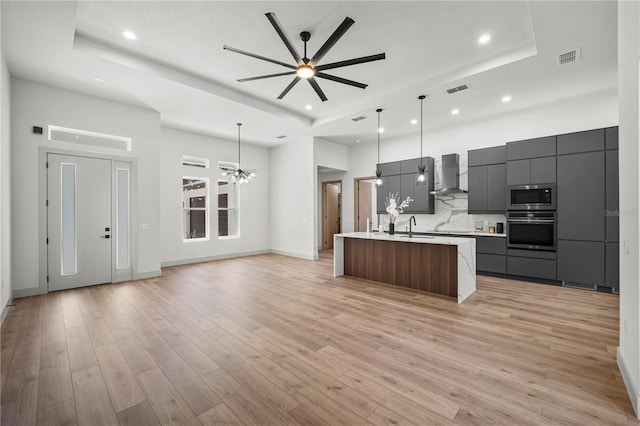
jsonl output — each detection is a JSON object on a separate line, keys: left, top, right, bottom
{"left": 507, "top": 256, "right": 557, "bottom": 280}
{"left": 557, "top": 129, "right": 605, "bottom": 155}
{"left": 507, "top": 136, "right": 556, "bottom": 160}
{"left": 476, "top": 237, "right": 506, "bottom": 255}
{"left": 477, "top": 254, "right": 506, "bottom": 274}
{"left": 469, "top": 146, "right": 506, "bottom": 166}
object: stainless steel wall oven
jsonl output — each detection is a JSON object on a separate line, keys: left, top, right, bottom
{"left": 507, "top": 211, "right": 556, "bottom": 251}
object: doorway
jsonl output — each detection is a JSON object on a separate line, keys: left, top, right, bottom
{"left": 322, "top": 180, "right": 342, "bottom": 250}
{"left": 354, "top": 177, "right": 378, "bottom": 232}
{"left": 47, "top": 153, "right": 132, "bottom": 291}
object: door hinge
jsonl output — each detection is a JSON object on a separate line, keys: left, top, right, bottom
{"left": 46, "top": 161, "right": 49, "bottom": 168}
{"left": 46, "top": 238, "right": 49, "bottom": 244}
{"left": 46, "top": 275, "right": 49, "bottom": 282}
{"left": 46, "top": 200, "right": 49, "bottom": 207}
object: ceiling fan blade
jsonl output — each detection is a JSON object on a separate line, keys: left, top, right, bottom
{"left": 315, "top": 53, "right": 386, "bottom": 71}
{"left": 223, "top": 45, "right": 296, "bottom": 70}
{"left": 309, "top": 17, "right": 355, "bottom": 66}
{"left": 315, "top": 72, "right": 368, "bottom": 89}
{"left": 265, "top": 12, "right": 304, "bottom": 66}
{"left": 308, "top": 78, "right": 328, "bottom": 102}
{"left": 277, "top": 76, "right": 301, "bottom": 99}
{"left": 237, "top": 71, "right": 296, "bottom": 83}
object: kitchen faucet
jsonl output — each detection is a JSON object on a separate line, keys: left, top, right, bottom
{"left": 409, "top": 215, "right": 417, "bottom": 238}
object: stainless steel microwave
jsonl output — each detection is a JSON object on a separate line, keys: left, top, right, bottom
{"left": 508, "top": 184, "right": 556, "bottom": 211}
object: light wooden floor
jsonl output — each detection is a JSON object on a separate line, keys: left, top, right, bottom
{"left": 1, "top": 251, "right": 637, "bottom": 425}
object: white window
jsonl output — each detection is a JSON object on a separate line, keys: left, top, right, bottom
{"left": 183, "top": 177, "right": 209, "bottom": 241}
{"left": 218, "top": 179, "right": 238, "bottom": 238}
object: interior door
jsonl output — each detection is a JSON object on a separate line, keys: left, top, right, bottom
{"left": 48, "top": 154, "right": 112, "bottom": 291}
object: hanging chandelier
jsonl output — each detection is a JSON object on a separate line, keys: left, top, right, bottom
{"left": 219, "top": 123, "right": 256, "bottom": 185}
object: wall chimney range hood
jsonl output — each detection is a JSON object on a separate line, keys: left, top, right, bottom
{"left": 430, "top": 153, "right": 468, "bottom": 195}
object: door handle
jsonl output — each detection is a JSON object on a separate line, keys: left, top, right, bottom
{"left": 100, "top": 235, "right": 111, "bottom": 239}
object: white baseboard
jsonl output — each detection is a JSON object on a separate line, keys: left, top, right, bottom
{"left": 618, "top": 346, "right": 640, "bottom": 418}
{"left": 269, "top": 249, "right": 318, "bottom": 260}
{"left": 1, "top": 298, "right": 13, "bottom": 325}
{"left": 12, "top": 286, "right": 47, "bottom": 299}
{"left": 161, "top": 250, "right": 270, "bottom": 268}
{"left": 133, "top": 269, "right": 162, "bottom": 280}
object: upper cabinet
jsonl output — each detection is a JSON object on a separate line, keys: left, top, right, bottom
{"left": 468, "top": 146, "right": 506, "bottom": 214}
{"left": 557, "top": 129, "right": 605, "bottom": 154}
{"left": 376, "top": 157, "right": 434, "bottom": 214}
{"left": 506, "top": 136, "right": 557, "bottom": 185}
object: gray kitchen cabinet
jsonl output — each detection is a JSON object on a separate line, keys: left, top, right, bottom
{"left": 400, "top": 173, "right": 416, "bottom": 213}
{"left": 400, "top": 158, "right": 421, "bottom": 175}
{"left": 379, "top": 161, "right": 401, "bottom": 176}
{"left": 506, "top": 159, "right": 530, "bottom": 185}
{"left": 506, "top": 136, "right": 556, "bottom": 161}
{"left": 477, "top": 254, "right": 507, "bottom": 274}
{"left": 557, "top": 151, "right": 605, "bottom": 241}
{"left": 606, "top": 127, "right": 619, "bottom": 149}
{"left": 507, "top": 157, "right": 555, "bottom": 185}
{"left": 557, "top": 240, "right": 605, "bottom": 285}
{"left": 477, "top": 236, "right": 506, "bottom": 255}
{"left": 487, "top": 164, "right": 507, "bottom": 211}
{"left": 606, "top": 149, "right": 619, "bottom": 242}
{"left": 468, "top": 146, "right": 507, "bottom": 213}
{"left": 376, "top": 175, "right": 401, "bottom": 214}
{"left": 414, "top": 175, "right": 434, "bottom": 214}
{"left": 557, "top": 129, "right": 605, "bottom": 155}
{"left": 507, "top": 256, "right": 556, "bottom": 280}
{"left": 468, "top": 146, "right": 506, "bottom": 167}
{"left": 477, "top": 237, "right": 507, "bottom": 273}
{"left": 530, "top": 156, "right": 556, "bottom": 184}
{"left": 468, "top": 166, "right": 488, "bottom": 212}
{"left": 605, "top": 242, "right": 619, "bottom": 288}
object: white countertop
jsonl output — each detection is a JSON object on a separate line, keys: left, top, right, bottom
{"left": 418, "top": 229, "right": 506, "bottom": 238}
{"left": 335, "top": 232, "right": 475, "bottom": 246}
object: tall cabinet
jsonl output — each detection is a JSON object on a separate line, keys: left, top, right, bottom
{"left": 468, "top": 146, "right": 507, "bottom": 214}
{"left": 556, "top": 128, "right": 618, "bottom": 289}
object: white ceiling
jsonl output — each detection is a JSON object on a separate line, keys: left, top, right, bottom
{"left": 1, "top": 1, "right": 617, "bottom": 147}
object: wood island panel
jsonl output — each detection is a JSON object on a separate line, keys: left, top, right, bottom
{"left": 343, "top": 238, "right": 458, "bottom": 298}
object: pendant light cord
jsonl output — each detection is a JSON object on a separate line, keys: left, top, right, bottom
{"left": 237, "top": 123, "right": 242, "bottom": 167}
{"left": 419, "top": 95, "right": 425, "bottom": 167}
{"left": 376, "top": 108, "right": 382, "bottom": 164}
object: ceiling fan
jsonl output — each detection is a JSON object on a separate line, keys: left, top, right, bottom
{"left": 223, "top": 12, "right": 386, "bottom": 102}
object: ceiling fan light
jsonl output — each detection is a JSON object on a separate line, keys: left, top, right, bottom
{"left": 296, "top": 65, "right": 315, "bottom": 79}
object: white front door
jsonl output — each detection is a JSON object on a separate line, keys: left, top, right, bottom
{"left": 47, "top": 154, "right": 112, "bottom": 291}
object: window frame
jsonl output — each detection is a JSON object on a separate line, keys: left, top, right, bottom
{"left": 182, "top": 176, "right": 210, "bottom": 242}
{"left": 217, "top": 176, "right": 240, "bottom": 240}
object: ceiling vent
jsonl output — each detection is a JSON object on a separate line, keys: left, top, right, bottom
{"left": 276, "top": 135, "right": 287, "bottom": 139}
{"left": 351, "top": 115, "right": 367, "bottom": 122}
{"left": 558, "top": 48, "right": 581, "bottom": 66}
{"left": 446, "top": 84, "right": 470, "bottom": 95}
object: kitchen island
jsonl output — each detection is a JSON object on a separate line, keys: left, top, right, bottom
{"left": 334, "top": 232, "right": 476, "bottom": 303}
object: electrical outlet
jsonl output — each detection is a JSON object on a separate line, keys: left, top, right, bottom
{"left": 624, "top": 239, "right": 629, "bottom": 255}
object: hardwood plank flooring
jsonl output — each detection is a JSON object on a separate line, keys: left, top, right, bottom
{"left": 1, "top": 251, "right": 638, "bottom": 425}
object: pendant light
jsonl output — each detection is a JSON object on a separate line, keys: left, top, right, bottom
{"left": 417, "top": 95, "right": 427, "bottom": 184}
{"left": 219, "top": 123, "right": 257, "bottom": 185}
{"left": 375, "top": 108, "right": 384, "bottom": 186}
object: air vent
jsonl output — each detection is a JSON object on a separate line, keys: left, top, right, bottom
{"left": 276, "top": 135, "right": 287, "bottom": 139}
{"left": 182, "top": 155, "right": 209, "bottom": 168}
{"left": 562, "top": 281, "right": 597, "bottom": 291}
{"left": 558, "top": 48, "right": 581, "bottom": 66}
{"left": 351, "top": 115, "right": 367, "bottom": 122}
{"left": 446, "top": 84, "right": 470, "bottom": 95}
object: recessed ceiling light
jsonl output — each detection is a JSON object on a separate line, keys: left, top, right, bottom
{"left": 451, "top": 109, "right": 460, "bottom": 115}
{"left": 502, "top": 95, "right": 512, "bottom": 103}
{"left": 93, "top": 78, "right": 106, "bottom": 84}
{"left": 410, "top": 119, "right": 418, "bottom": 125}
{"left": 305, "top": 104, "right": 312, "bottom": 110}
{"left": 478, "top": 34, "right": 491, "bottom": 44}
{"left": 122, "top": 30, "right": 138, "bottom": 40}
{"left": 378, "top": 127, "right": 384, "bottom": 133}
